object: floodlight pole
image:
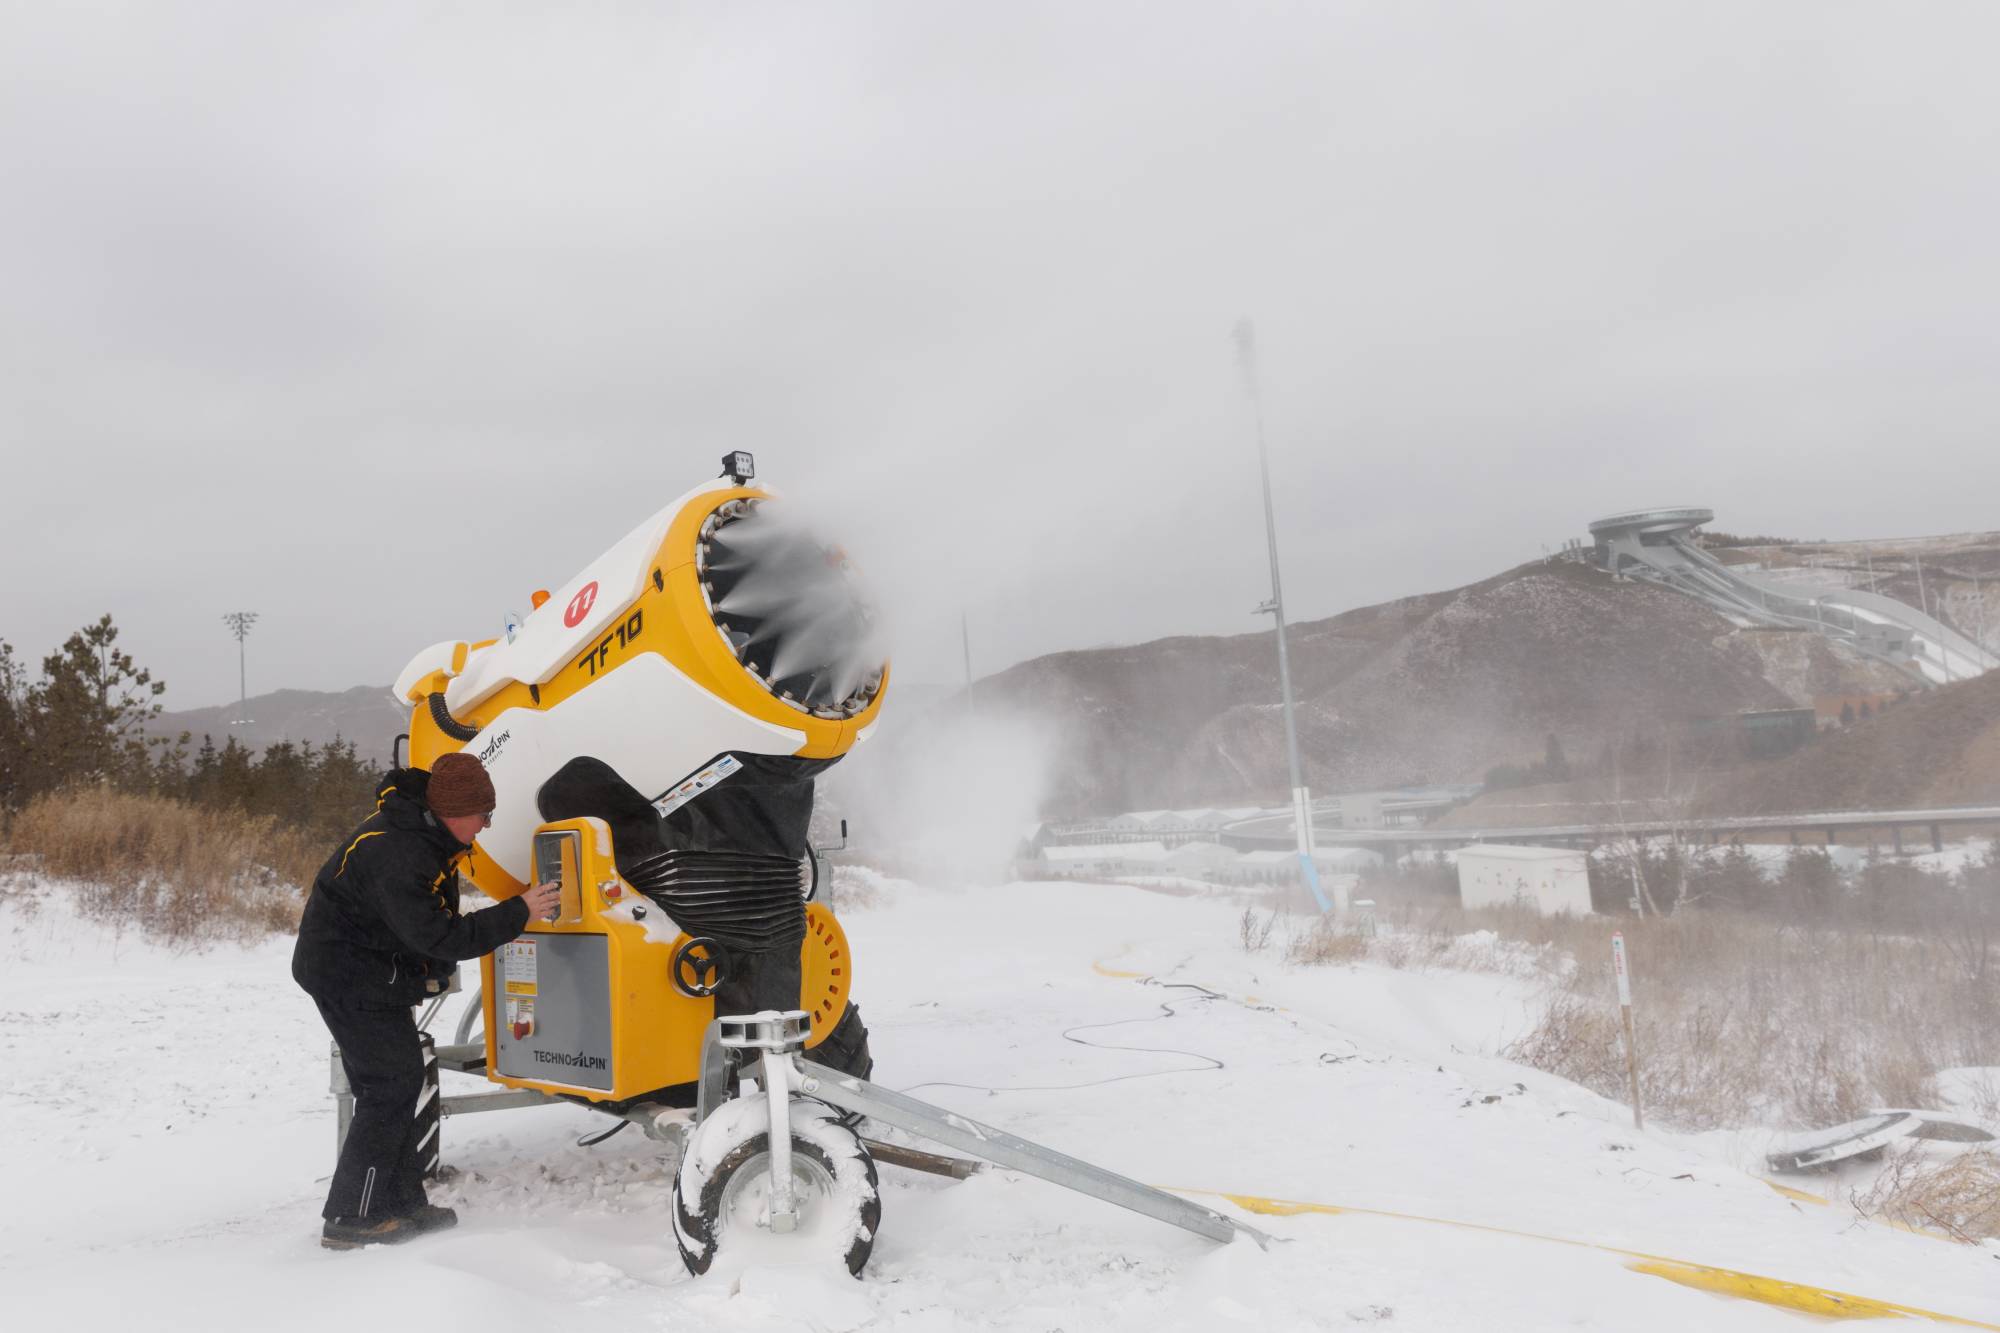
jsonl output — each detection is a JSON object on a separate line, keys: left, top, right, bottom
{"left": 962, "top": 611, "right": 974, "bottom": 715}
{"left": 1235, "top": 320, "right": 1337, "bottom": 914}
{"left": 222, "top": 611, "right": 259, "bottom": 725}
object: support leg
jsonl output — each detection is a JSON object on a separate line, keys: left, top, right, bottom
{"left": 797, "top": 1060, "right": 1259, "bottom": 1246}
{"left": 762, "top": 1049, "right": 797, "bottom": 1232}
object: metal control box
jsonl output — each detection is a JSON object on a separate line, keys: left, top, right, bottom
{"left": 493, "top": 932, "right": 614, "bottom": 1091}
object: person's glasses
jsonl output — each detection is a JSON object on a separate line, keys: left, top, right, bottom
{"left": 480, "top": 811, "right": 495, "bottom": 827}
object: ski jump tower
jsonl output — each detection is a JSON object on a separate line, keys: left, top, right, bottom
{"left": 1588, "top": 507, "right": 1996, "bottom": 686}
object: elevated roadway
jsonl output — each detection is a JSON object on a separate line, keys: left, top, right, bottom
{"left": 1221, "top": 804, "right": 2000, "bottom": 857}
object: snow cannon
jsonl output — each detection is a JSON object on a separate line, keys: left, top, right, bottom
{"left": 363, "top": 455, "right": 1265, "bottom": 1275}
{"left": 393, "top": 455, "right": 887, "bottom": 904}
{"left": 390, "top": 453, "right": 885, "bottom": 1090}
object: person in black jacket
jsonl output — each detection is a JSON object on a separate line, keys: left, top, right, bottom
{"left": 293, "top": 751, "right": 559, "bottom": 1249}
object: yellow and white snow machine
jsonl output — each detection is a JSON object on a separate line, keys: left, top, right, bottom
{"left": 366, "top": 454, "right": 1262, "bottom": 1276}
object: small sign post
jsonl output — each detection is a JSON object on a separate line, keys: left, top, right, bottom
{"left": 1612, "top": 931, "right": 1643, "bottom": 1130}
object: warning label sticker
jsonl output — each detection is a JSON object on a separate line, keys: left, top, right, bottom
{"left": 506, "top": 997, "right": 536, "bottom": 1040}
{"left": 652, "top": 754, "right": 743, "bottom": 817}
{"left": 501, "top": 939, "right": 538, "bottom": 996}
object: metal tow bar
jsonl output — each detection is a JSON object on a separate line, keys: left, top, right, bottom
{"left": 793, "top": 1059, "right": 1267, "bottom": 1247}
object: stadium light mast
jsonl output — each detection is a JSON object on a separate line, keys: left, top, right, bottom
{"left": 962, "top": 610, "right": 975, "bottom": 713}
{"left": 222, "top": 611, "right": 258, "bottom": 725}
{"left": 1234, "top": 320, "right": 1337, "bottom": 914}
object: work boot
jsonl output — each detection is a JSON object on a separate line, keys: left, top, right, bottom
{"left": 403, "top": 1203, "right": 459, "bottom": 1234}
{"left": 321, "top": 1215, "right": 421, "bottom": 1250}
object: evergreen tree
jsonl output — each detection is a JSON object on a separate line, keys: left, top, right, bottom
{"left": 1779, "top": 847, "right": 1840, "bottom": 917}
{"left": 185, "top": 734, "right": 222, "bottom": 806}
{"left": 20, "top": 615, "right": 167, "bottom": 796}
{"left": 0, "top": 640, "right": 23, "bottom": 809}
{"left": 1542, "top": 732, "right": 1570, "bottom": 781}
{"left": 0, "top": 620, "right": 381, "bottom": 840}
{"left": 211, "top": 737, "right": 257, "bottom": 810}
{"left": 307, "top": 738, "right": 381, "bottom": 840}
{"left": 251, "top": 741, "right": 312, "bottom": 826}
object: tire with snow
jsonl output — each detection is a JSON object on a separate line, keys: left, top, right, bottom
{"left": 672, "top": 1098, "right": 881, "bottom": 1278}
{"left": 804, "top": 1003, "right": 873, "bottom": 1128}
{"left": 811, "top": 1001, "right": 873, "bottom": 1082}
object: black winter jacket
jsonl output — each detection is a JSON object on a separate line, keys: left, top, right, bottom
{"left": 292, "top": 767, "right": 531, "bottom": 1006}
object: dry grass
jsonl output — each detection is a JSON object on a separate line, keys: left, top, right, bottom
{"left": 1855, "top": 1148, "right": 2000, "bottom": 1243}
{"left": 1275, "top": 893, "right": 1997, "bottom": 1134}
{"left": 1468, "top": 906, "right": 1996, "bottom": 1130}
{"left": 1283, "top": 914, "right": 1368, "bottom": 966}
{"left": 3, "top": 787, "right": 316, "bottom": 944}
{"left": 1238, "top": 905, "right": 1276, "bottom": 953}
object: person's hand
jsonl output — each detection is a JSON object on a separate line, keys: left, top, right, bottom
{"left": 521, "top": 881, "right": 562, "bottom": 921}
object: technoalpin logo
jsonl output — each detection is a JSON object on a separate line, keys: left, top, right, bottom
{"left": 532, "top": 1049, "right": 609, "bottom": 1071}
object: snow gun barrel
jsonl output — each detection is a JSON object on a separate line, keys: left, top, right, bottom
{"left": 388, "top": 460, "right": 888, "bottom": 902}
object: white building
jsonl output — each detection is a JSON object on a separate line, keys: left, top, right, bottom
{"left": 1036, "top": 840, "right": 1171, "bottom": 878}
{"left": 1313, "top": 846, "right": 1383, "bottom": 875}
{"left": 1106, "top": 811, "right": 1170, "bottom": 837}
{"left": 1228, "top": 846, "right": 1381, "bottom": 884}
{"left": 1456, "top": 844, "right": 1593, "bottom": 916}
{"left": 1231, "top": 849, "right": 1300, "bottom": 883}
{"left": 1163, "top": 840, "right": 1242, "bottom": 879}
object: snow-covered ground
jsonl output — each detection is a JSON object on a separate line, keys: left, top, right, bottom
{"left": 3, "top": 877, "right": 1996, "bottom": 1331}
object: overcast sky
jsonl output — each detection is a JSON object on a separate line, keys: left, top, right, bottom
{"left": 4, "top": 2, "right": 1998, "bottom": 710}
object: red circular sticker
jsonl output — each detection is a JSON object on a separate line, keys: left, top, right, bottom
{"left": 563, "top": 581, "right": 598, "bottom": 628}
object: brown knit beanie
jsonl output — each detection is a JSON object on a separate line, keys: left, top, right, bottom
{"left": 427, "top": 752, "right": 496, "bottom": 819}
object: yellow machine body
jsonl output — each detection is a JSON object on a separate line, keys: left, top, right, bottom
{"left": 392, "top": 466, "right": 885, "bottom": 1103}
{"left": 394, "top": 479, "right": 888, "bottom": 904}
{"left": 480, "top": 817, "right": 854, "bottom": 1103}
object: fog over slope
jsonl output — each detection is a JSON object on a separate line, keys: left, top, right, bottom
{"left": 880, "top": 559, "right": 1916, "bottom": 817}
{"left": 152, "top": 530, "right": 1999, "bottom": 824}
{"left": 147, "top": 686, "right": 405, "bottom": 758}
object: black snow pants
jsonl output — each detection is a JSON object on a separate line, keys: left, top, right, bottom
{"left": 315, "top": 997, "right": 430, "bottom": 1221}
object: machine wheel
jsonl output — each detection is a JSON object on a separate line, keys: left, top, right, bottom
{"left": 672, "top": 1098, "right": 880, "bottom": 1277}
{"left": 807, "top": 1002, "right": 872, "bottom": 1128}
{"left": 811, "top": 1001, "right": 874, "bottom": 1082}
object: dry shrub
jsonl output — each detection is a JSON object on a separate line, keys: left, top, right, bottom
{"left": 1286, "top": 915, "right": 1367, "bottom": 966}
{"left": 1491, "top": 906, "right": 1995, "bottom": 1130}
{"left": 1961, "top": 1072, "right": 2000, "bottom": 1125}
{"left": 4, "top": 787, "right": 316, "bottom": 944}
{"left": 1355, "top": 902, "right": 1561, "bottom": 976}
{"left": 1238, "top": 906, "right": 1275, "bottom": 953}
{"left": 1504, "top": 989, "right": 1622, "bottom": 1085}
{"left": 1856, "top": 1148, "right": 2000, "bottom": 1243}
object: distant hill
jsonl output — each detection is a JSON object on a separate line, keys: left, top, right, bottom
{"left": 1699, "top": 668, "right": 2000, "bottom": 814}
{"left": 884, "top": 558, "right": 1920, "bottom": 817}
{"left": 149, "top": 678, "right": 959, "bottom": 773}
{"left": 1434, "top": 668, "right": 2000, "bottom": 829}
{"left": 148, "top": 686, "right": 405, "bottom": 760}
{"left": 151, "top": 530, "right": 2000, "bottom": 820}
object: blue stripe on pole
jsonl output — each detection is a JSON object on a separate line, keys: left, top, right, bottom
{"left": 1299, "top": 854, "right": 1332, "bottom": 913}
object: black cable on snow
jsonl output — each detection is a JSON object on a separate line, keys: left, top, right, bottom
{"left": 895, "top": 982, "right": 1227, "bottom": 1097}
{"left": 576, "top": 1119, "right": 631, "bottom": 1148}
